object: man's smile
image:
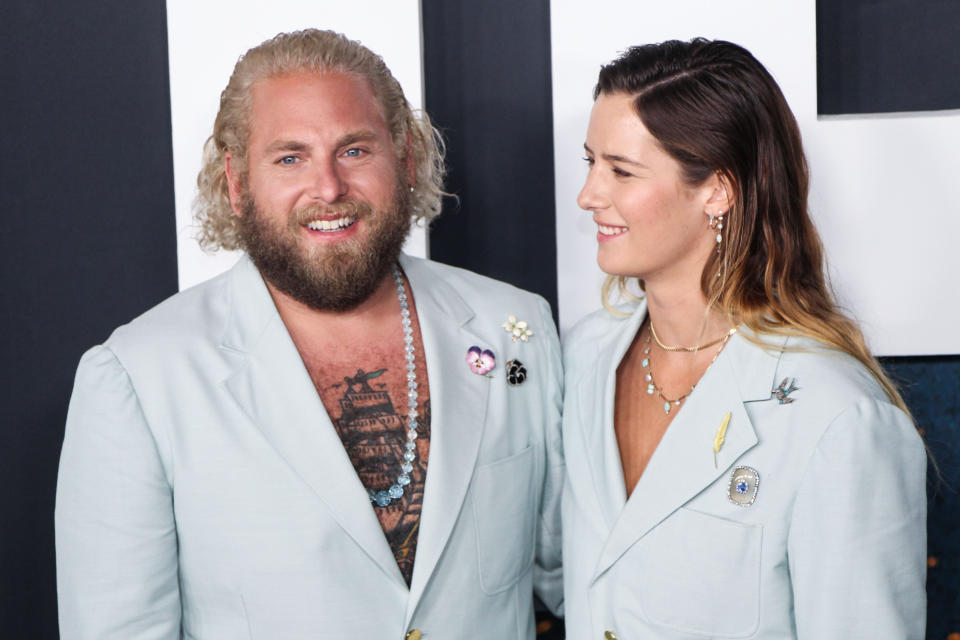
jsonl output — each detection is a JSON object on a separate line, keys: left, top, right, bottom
{"left": 305, "top": 216, "right": 357, "bottom": 232}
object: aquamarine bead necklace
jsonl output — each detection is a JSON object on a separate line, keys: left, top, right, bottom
{"left": 369, "top": 264, "right": 420, "bottom": 508}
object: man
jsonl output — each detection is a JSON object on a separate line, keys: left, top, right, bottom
{"left": 56, "top": 29, "right": 563, "bottom": 639}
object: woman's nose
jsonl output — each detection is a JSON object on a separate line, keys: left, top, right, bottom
{"left": 577, "top": 168, "right": 605, "bottom": 212}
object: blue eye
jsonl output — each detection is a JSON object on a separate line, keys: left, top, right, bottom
{"left": 279, "top": 156, "right": 298, "bottom": 165}
{"left": 583, "top": 156, "right": 594, "bottom": 165}
{"left": 344, "top": 148, "right": 363, "bottom": 158}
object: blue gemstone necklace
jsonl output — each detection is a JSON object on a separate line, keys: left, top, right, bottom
{"left": 369, "top": 265, "right": 420, "bottom": 508}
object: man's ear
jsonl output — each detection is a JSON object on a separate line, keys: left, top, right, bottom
{"left": 405, "top": 132, "right": 416, "bottom": 189}
{"left": 224, "top": 152, "right": 244, "bottom": 217}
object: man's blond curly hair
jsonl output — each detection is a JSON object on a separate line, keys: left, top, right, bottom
{"left": 194, "top": 29, "right": 446, "bottom": 252}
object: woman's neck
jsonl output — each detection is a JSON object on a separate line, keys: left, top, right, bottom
{"left": 643, "top": 280, "right": 730, "bottom": 349}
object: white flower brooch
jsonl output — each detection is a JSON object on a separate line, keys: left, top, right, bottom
{"left": 502, "top": 315, "right": 533, "bottom": 343}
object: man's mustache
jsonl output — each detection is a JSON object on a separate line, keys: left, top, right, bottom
{"left": 291, "top": 199, "right": 373, "bottom": 226}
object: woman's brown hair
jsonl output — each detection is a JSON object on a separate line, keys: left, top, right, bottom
{"left": 596, "top": 38, "right": 907, "bottom": 412}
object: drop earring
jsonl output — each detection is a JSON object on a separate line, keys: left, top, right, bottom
{"left": 709, "top": 210, "right": 725, "bottom": 253}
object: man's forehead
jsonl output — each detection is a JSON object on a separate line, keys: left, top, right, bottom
{"left": 248, "top": 70, "right": 387, "bottom": 124}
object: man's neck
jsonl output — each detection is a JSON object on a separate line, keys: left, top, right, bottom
{"left": 265, "top": 272, "right": 401, "bottom": 356}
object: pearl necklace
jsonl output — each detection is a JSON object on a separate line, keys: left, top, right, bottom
{"left": 369, "top": 265, "right": 420, "bottom": 508}
{"left": 641, "top": 325, "right": 736, "bottom": 415}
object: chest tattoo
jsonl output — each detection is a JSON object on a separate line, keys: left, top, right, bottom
{"left": 324, "top": 365, "right": 431, "bottom": 586}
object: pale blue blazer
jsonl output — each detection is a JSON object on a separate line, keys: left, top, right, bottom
{"left": 56, "top": 254, "right": 564, "bottom": 639}
{"left": 561, "top": 301, "right": 926, "bottom": 639}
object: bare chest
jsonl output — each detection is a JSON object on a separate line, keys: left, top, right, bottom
{"left": 298, "top": 319, "right": 432, "bottom": 487}
{"left": 613, "top": 331, "right": 704, "bottom": 496}
{"left": 614, "top": 361, "right": 673, "bottom": 498}
{"left": 292, "top": 311, "right": 431, "bottom": 583}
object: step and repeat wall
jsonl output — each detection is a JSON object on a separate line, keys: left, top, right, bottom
{"left": 2, "top": 0, "right": 956, "bottom": 636}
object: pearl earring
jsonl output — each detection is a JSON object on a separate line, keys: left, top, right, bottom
{"left": 709, "top": 210, "right": 725, "bottom": 253}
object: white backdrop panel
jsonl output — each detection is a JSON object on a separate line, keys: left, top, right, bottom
{"left": 551, "top": 1, "right": 959, "bottom": 355}
{"left": 167, "top": 0, "right": 425, "bottom": 291}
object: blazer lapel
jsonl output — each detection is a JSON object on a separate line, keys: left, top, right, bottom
{"left": 397, "top": 255, "right": 490, "bottom": 621}
{"left": 574, "top": 303, "right": 648, "bottom": 533}
{"left": 221, "top": 258, "right": 405, "bottom": 589}
{"left": 592, "top": 329, "right": 784, "bottom": 582}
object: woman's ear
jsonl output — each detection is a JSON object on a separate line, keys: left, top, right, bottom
{"left": 704, "top": 173, "right": 734, "bottom": 218}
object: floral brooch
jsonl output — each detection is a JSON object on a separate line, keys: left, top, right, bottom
{"left": 502, "top": 315, "right": 533, "bottom": 342}
{"left": 466, "top": 346, "right": 496, "bottom": 376}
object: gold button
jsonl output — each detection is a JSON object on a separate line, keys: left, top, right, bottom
{"left": 405, "top": 630, "right": 422, "bottom": 640}
{"left": 604, "top": 631, "right": 617, "bottom": 640}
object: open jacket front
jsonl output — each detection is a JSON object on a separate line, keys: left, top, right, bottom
{"left": 57, "top": 255, "right": 564, "bottom": 639}
{"left": 561, "top": 302, "right": 926, "bottom": 640}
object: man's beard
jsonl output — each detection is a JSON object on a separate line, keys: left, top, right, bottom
{"left": 237, "top": 184, "right": 412, "bottom": 312}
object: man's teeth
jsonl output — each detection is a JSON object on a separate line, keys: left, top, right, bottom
{"left": 598, "top": 224, "right": 627, "bottom": 236}
{"left": 306, "top": 216, "right": 356, "bottom": 232}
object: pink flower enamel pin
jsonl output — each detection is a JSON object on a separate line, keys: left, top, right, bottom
{"left": 466, "top": 346, "right": 496, "bottom": 376}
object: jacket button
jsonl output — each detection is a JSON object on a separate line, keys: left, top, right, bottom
{"left": 405, "top": 630, "right": 422, "bottom": 640}
{"left": 604, "top": 632, "right": 617, "bottom": 640}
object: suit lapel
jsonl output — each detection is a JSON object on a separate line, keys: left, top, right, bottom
{"left": 575, "top": 303, "right": 647, "bottom": 532}
{"left": 398, "top": 255, "right": 490, "bottom": 621}
{"left": 592, "top": 328, "right": 784, "bottom": 582}
{"left": 221, "top": 258, "right": 405, "bottom": 589}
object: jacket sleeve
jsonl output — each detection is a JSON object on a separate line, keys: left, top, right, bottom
{"left": 55, "top": 345, "right": 181, "bottom": 640}
{"left": 787, "top": 397, "right": 926, "bottom": 639}
{"left": 532, "top": 297, "right": 565, "bottom": 615}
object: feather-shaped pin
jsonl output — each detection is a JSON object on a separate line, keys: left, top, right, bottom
{"left": 713, "top": 411, "right": 732, "bottom": 468}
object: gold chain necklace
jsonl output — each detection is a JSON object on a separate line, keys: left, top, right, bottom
{"left": 650, "top": 322, "right": 738, "bottom": 352}
{"left": 641, "top": 325, "right": 737, "bottom": 414}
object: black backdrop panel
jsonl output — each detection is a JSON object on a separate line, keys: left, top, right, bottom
{"left": 883, "top": 356, "right": 960, "bottom": 639}
{"left": 817, "top": 0, "right": 960, "bottom": 114}
{"left": 0, "top": 1, "right": 178, "bottom": 635}
{"left": 422, "top": 0, "right": 559, "bottom": 319}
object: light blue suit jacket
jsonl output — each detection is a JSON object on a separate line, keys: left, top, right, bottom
{"left": 561, "top": 301, "right": 926, "bottom": 639}
{"left": 56, "top": 254, "right": 563, "bottom": 639}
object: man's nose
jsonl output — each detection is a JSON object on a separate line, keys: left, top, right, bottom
{"left": 308, "top": 158, "right": 347, "bottom": 203}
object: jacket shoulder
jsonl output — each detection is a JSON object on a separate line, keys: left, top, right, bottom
{"left": 412, "top": 256, "right": 547, "bottom": 309}
{"left": 754, "top": 335, "right": 919, "bottom": 460}
{"left": 103, "top": 266, "right": 234, "bottom": 358}
{"left": 562, "top": 303, "right": 638, "bottom": 363}
{"left": 774, "top": 336, "right": 891, "bottom": 411}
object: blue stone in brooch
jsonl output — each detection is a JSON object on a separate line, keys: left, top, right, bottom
{"left": 728, "top": 466, "right": 760, "bottom": 507}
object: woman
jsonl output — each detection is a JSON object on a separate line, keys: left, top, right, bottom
{"left": 561, "top": 39, "right": 926, "bottom": 639}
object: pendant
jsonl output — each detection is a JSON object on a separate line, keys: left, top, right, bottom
{"left": 664, "top": 401, "right": 672, "bottom": 414}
